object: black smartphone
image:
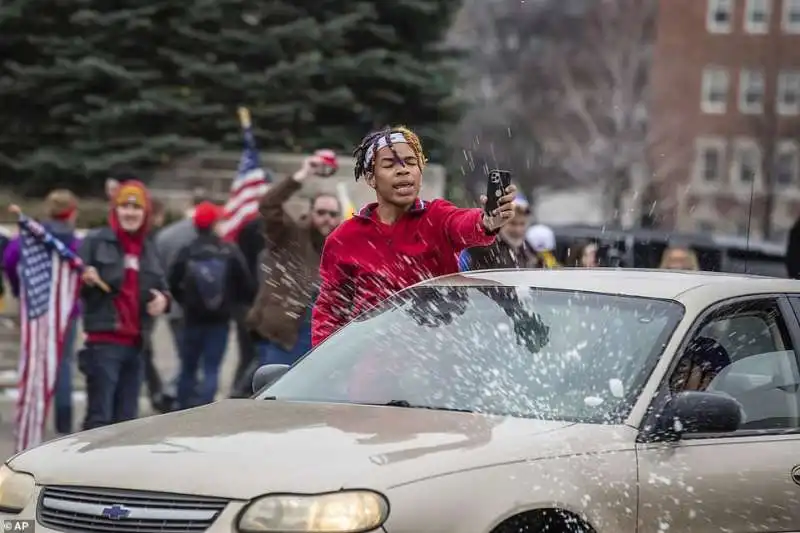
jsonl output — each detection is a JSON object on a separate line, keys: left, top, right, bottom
{"left": 485, "top": 169, "right": 512, "bottom": 214}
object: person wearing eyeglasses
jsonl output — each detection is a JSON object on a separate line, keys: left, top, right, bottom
{"left": 246, "top": 154, "right": 342, "bottom": 367}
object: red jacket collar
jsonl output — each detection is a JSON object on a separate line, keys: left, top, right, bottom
{"left": 354, "top": 198, "right": 427, "bottom": 219}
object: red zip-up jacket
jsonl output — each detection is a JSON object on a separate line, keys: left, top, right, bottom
{"left": 311, "top": 198, "right": 496, "bottom": 345}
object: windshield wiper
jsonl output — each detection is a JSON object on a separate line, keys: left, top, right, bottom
{"left": 380, "top": 400, "right": 475, "bottom": 413}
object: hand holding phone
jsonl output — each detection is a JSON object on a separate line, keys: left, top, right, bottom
{"left": 481, "top": 169, "right": 517, "bottom": 232}
{"left": 484, "top": 170, "right": 512, "bottom": 214}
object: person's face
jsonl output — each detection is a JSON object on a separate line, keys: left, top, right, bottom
{"left": 582, "top": 243, "right": 598, "bottom": 267}
{"left": 663, "top": 249, "right": 695, "bottom": 270}
{"left": 368, "top": 143, "right": 422, "bottom": 208}
{"left": 500, "top": 213, "right": 527, "bottom": 246}
{"left": 116, "top": 203, "right": 145, "bottom": 232}
{"left": 310, "top": 196, "right": 341, "bottom": 236}
{"left": 106, "top": 179, "right": 120, "bottom": 200}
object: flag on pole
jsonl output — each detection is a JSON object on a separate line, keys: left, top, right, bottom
{"left": 15, "top": 215, "right": 80, "bottom": 452}
{"left": 219, "top": 107, "right": 272, "bottom": 241}
{"left": 336, "top": 182, "right": 356, "bottom": 220}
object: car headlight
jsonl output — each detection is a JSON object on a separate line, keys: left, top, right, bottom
{"left": 237, "top": 490, "right": 389, "bottom": 533}
{"left": 0, "top": 464, "right": 35, "bottom": 513}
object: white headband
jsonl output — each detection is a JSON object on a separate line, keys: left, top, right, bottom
{"left": 363, "top": 132, "right": 407, "bottom": 170}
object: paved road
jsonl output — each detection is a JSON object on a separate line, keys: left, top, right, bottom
{"left": 0, "top": 318, "right": 245, "bottom": 461}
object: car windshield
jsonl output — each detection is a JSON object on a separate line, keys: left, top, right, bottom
{"left": 261, "top": 285, "right": 684, "bottom": 423}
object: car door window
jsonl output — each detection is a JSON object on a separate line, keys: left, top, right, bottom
{"left": 669, "top": 298, "right": 800, "bottom": 432}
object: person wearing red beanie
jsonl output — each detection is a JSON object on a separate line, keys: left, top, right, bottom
{"left": 169, "top": 201, "right": 254, "bottom": 409}
{"left": 193, "top": 201, "right": 222, "bottom": 231}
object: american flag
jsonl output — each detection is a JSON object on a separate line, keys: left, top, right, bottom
{"left": 218, "top": 125, "right": 273, "bottom": 241}
{"left": 15, "top": 215, "right": 80, "bottom": 452}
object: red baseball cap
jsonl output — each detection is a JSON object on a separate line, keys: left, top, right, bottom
{"left": 193, "top": 201, "right": 222, "bottom": 229}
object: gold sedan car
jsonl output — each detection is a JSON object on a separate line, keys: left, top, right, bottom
{"left": 2, "top": 269, "right": 800, "bottom": 533}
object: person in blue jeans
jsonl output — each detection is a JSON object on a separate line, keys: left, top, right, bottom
{"left": 78, "top": 180, "right": 171, "bottom": 430}
{"left": 257, "top": 296, "right": 314, "bottom": 366}
{"left": 169, "top": 202, "right": 254, "bottom": 409}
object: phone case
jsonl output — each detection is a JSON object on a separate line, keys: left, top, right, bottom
{"left": 485, "top": 170, "right": 512, "bottom": 213}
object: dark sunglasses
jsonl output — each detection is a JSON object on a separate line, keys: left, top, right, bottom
{"left": 314, "top": 209, "right": 340, "bottom": 217}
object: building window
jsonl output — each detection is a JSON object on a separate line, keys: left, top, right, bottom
{"left": 708, "top": 0, "right": 733, "bottom": 32}
{"left": 739, "top": 69, "right": 765, "bottom": 113}
{"left": 777, "top": 70, "right": 800, "bottom": 114}
{"left": 774, "top": 142, "right": 798, "bottom": 187}
{"left": 733, "top": 140, "right": 761, "bottom": 184}
{"left": 695, "top": 137, "right": 726, "bottom": 183}
{"left": 745, "top": 0, "right": 772, "bottom": 33}
{"left": 783, "top": 0, "right": 800, "bottom": 32}
{"left": 701, "top": 67, "right": 729, "bottom": 113}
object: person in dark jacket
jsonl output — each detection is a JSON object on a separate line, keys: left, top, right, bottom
{"left": 78, "top": 180, "right": 170, "bottom": 429}
{"left": 141, "top": 198, "right": 171, "bottom": 412}
{"left": 229, "top": 216, "right": 264, "bottom": 398}
{"left": 458, "top": 197, "right": 537, "bottom": 271}
{"left": 169, "top": 202, "right": 254, "bottom": 408}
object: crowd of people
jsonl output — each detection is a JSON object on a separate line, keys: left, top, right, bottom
{"left": 0, "top": 125, "right": 514, "bottom": 434}
{"left": 0, "top": 124, "right": 706, "bottom": 436}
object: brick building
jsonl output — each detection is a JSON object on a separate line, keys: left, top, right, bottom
{"left": 649, "top": 0, "right": 800, "bottom": 242}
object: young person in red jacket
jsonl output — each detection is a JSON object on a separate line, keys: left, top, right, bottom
{"left": 311, "top": 126, "right": 517, "bottom": 345}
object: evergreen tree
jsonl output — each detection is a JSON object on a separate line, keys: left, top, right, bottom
{"left": 0, "top": 0, "right": 462, "bottom": 193}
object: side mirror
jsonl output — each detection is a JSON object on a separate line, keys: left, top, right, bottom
{"left": 252, "top": 364, "right": 290, "bottom": 394}
{"left": 656, "top": 391, "right": 742, "bottom": 440}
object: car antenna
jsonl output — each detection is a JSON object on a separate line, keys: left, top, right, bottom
{"left": 744, "top": 177, "right": 755, "bottom": 274}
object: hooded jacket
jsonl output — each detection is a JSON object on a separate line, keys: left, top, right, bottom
{"left": 78, "top": 181, "right": 169, "bottom": 345}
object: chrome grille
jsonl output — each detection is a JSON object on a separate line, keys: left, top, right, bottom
{"left": 37, "top": 485, "right": 228, "bottom": 533}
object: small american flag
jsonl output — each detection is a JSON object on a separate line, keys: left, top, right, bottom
{"left": 15, "top": 216, "right": 80, "bottom": 452}
{"left": 218, "top": 125, "right": 273, "bottom": 241}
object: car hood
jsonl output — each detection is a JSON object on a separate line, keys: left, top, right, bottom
{"left": 12, "top": 400, "right": 635, "bottom": 500}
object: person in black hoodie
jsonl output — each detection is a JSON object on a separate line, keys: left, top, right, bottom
{"left": 168, "top": 202, "right": 254, "bottom": 408}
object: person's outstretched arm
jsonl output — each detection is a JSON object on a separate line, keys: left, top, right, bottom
{"left": 436, "top": 200, "right": 497, "bottom": 250}
{"left": 258, "top": 175, "right": 301, "bottom": 247}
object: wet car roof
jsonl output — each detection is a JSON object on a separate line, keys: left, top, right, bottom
{"left": 420, "top": 268, "right": 800, "bottom": 305}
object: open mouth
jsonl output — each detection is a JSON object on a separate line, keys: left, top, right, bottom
{"left": 393, "top": 181, "right": 415, "bottom": 194}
